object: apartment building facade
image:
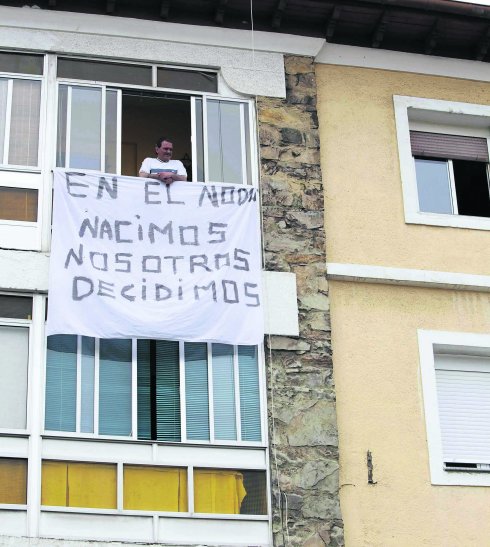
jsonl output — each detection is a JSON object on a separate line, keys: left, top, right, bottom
{"left": 0, "top": 3, "right": 340, "bottom": 546}
{"left": 317, "top": 24, "right": 490, "bottom": 547}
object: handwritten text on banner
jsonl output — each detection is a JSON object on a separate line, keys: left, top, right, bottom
{"left": 46, "top": 171, "right": 264, "bottom": 345}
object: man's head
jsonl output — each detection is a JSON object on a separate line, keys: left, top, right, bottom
{"left": 155, "top": 137, "right": 174, "bottom": 162}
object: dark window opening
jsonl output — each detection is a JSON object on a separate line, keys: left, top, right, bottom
{"left": 453, "top": 159, "right": 490, "bottom": 217}
{"left": 121, "top": 90, "right": 192, "bottom": 179}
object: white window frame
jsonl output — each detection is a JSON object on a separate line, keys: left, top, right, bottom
{"left": 0, "top": 293, "right": 33, "bottom": 436}
{"left": 418, "top": 329, "right": 490, "bottom": 486}
{"left": 394, "top": 95, "right": 490, "bottom": 231}
{"left": 42, "top": 336, "right": 266, "bottom": 448}
{"left": 39, "top": 456, "right": 269, "bottom": 521}
{"left": 0, "top": 56, "right": 47, "bottom": 250}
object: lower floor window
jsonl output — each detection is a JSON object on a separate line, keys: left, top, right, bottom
{"left": 45, "top": 335, "right": 262, "bottom": 444}
{"left": 41, "top": 460, "right": 117, "bottom": 509}
{"left": 41, "top": 460, "right": 267, "bottom": 515}
{"left": 0, "top": 458, "right": 27, "bottom": 505}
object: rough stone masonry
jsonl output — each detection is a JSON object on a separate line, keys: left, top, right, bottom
{"left": 257, "top": 55, "right": 344, "bottom": 547}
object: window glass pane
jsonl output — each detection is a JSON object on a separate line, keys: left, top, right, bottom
{"left": 156, "top": 340, "right": 181, "bottom": 442}
{"left": 137, "top": 339, "right": 151, "bottom": 440}
{"left": 0, "top": 458, "right": 27, "bottom": 504}
{"left": 99, "top": 339, "right": 132, "bottom": 435}
{"left": 238, "top": 346, "right": 261, "bottom": 442}
{"left": 56, "top": 85, "right": 68, "bottom": 167}
{"left": 69, "top": 86, "right": 101, "bottom": 170}
{"left": 80, "top": 336, "right": 95, "bottom": 433}
{"left": 157, "top": 68, "right": 217, "bottom": 93}
{"left": 124, "top": 466, "right": 187, "bottom": 511}
{"left": 8, "top": 79, "right": 41, "bottom": 166}
{"left": 0, "top": 294, "right": 32, "bottom": 319}
{"left": 0, "top": 79, "right": 7, "bottom": 163}
{"left": 0, "top": 326, "right": 28, "bottom": 429}
{"left": 414, "top": 158, "right": 453, "bottom": 214}
{"left": 0, "top": 52, "right": 43, "bottom": 75}
{"left": 105, "top": 89, "right": 118, "bottom": 173}
{"left": 194, "top": 469, "right": 266, "bottom": 515}
{"left": 42, "top": 461, "right": 117, "bottom": 509}
{"left": 0, "top": 187, "right": 38, "bottom": 221}
{"left": 57, "top": 58, "right": 152, "bottom": 86}
{"left": 453, "top": 159, "right": 490, "bottom": 218}
{"left": 99, "top": 339, "right": 132, "bottom": 436}
{"left": 195, "top": 98, "right": 204, "bottom": 182}
{"left": 185, "top": 342, "right": 209, "bottom": 440}
{"left": 212, "top": 344, "right": 236, "bottom": 441}
{"left": 207, "top": 100, "right": 244, "bottom": 184}
{"left": 45, "top": 334, "right": 77, "bottom": 432}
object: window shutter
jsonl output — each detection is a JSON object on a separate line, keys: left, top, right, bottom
{"left": 156, "top": 340, "right": 181, "bottom": 442}
{"left": 435, "top": 354, "right": 490, "bottom": 464}
{"left": 99, "top": 339, "right": 132, "bottom": 436}
{"left": 45, "top": 334, "right": 77, "bottom": 432}
{"left": 212, "top": 344, "right": 237, "bottom": 441}
{"left": 238, "top": 346, "right": 262, "bottom": 442}
{"left": 137, "top": 340, "right": 151, "bottom": 440}
{"left": 185, "top": 342, "right": 210, "bottom": 440}
{"left": 410, "top": 131, "right": 489, "bottom": 162}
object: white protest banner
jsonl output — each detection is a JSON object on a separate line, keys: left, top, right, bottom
{"left": 46, "top": 170, "right": 264, "bottom": 345}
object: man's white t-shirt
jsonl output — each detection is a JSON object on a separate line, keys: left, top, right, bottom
{"left": 139, "top": 157, "right": 187, "bottom": 177}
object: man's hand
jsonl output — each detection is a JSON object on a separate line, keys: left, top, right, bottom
{"left": 139, "top": 171, "right": 187, "bottom": 184}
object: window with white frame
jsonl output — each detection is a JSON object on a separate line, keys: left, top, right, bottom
{"left": 40, "top": 459, "right": 267, "bottom": 515}
{"left": 394, "top": 96, "right": 490, "bottom": 230}
{"left": 419, "top": 330, "right": 490, "bottom": 486}
{"left": 0, "top": 52, "right": 44, "bottom": 231}
{"left": 54, "top": 57, "right": 255, "bottom": 186}
{"left": 0, "top": 51, "right": 257, "bottom": 251}
{"left": 0, "top": 294, "right": 32, "bottom": 431}
{"left": 45, "top": 335, "right": 263, "bottom": 445}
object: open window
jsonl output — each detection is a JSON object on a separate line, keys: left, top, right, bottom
{"left": 394, "top": 95, "right": 490, "bottom": 230}
{"left": 411, "top": 131, "right": 490, "bottom": 217}
{"left": 56, "top": 58, "right": 255, "bottom": 185}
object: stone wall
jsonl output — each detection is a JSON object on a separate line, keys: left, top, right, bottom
{"left": 257, "top": 56, "right": 344, "bottom": 547}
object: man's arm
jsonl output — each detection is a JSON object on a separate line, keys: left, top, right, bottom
{"left": 139, "top": 171, "right": 186, "bottom": 184}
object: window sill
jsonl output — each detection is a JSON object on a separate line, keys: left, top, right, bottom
{"left": 0, "top": 504, "right": 27, "bottom": 511}
{"left": 41, "top": 506, "right": 268, "bottom": 520}
{"left": 0, "top": 165, "right": 41, "bottom": 174}
{"left": 42, "top": 432, "right": 266, "bottom": 449}
{"left": 406, "top": 211, "right": 490, "bottom": 231}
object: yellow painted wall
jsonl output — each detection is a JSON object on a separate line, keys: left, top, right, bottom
{"left": 330, "top": 281, "right": 490, "bottom": 546}
{"left": 316, "top": 64, "right": 490, "bottom": 275}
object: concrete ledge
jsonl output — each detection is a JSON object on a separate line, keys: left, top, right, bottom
{"left": 0, "top": 250, "right": 299, "bottom": 337}
{"left": 327, "top": 262, "right": 490, "bottom": 292}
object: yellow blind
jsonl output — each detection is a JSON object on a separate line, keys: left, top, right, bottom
{"left": 124, "top": 465, "right": 187, "bottom": 512}
{"left": 42, "top": 461, "right": 117, "bottom": 509}
{"left": 194, "top": 469, "right": 246, "bottom": 514}
{"left": 0, "top": 458, "right": 27, "bottom": 504}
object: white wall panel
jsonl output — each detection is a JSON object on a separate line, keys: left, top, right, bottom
{"left": 0, "top": 510, "right": 27, "bottom": 537}
{"left": 158, "top": 517, "right": 270, "bottom": 546}
{"left": 40, "top": 513, "right": 153, "bottom": 543}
